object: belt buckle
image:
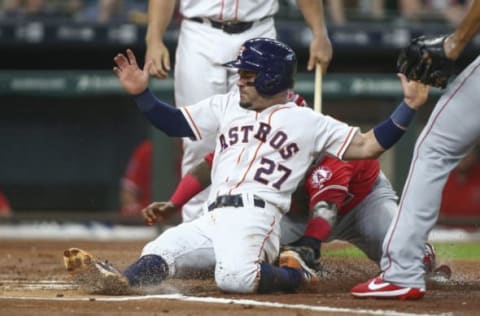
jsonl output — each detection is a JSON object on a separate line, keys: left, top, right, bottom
{"left": 232, "top": 195, "right": 243, "bottom": 207}
{"left": 217, "top": 195, "right": 229, "bottom": 207}
{"left": 221, "top": 21, "right": 234, "bottom": 32}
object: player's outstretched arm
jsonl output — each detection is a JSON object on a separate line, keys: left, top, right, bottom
{"left": 113, "top": 49, "right": 194, "bottom": 138}
{"left": 114, "top": 49, "right": 152, "bottom": 95}
{"left": 343, "top": 73, "right": 429, "bottom": 160}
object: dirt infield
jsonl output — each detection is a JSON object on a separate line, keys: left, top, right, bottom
{"left": 1, "top": 239, "right": 479, "bottom": 315}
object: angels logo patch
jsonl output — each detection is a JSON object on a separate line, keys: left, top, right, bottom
{"left": 309, "top": 166, "right": 332, "bottom": 189}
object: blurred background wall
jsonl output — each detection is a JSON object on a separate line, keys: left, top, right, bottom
{"left": 0, "top": 0, "right": 478, "bottom": 222}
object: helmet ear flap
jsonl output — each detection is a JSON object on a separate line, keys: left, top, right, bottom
{"left": 223, "top": 38, "right": 297, "bottom": 95}
{"left": 255, "top": 58, "right": 289, "bottom": 95}
{"left": 264, "top": 74, "right": 281, "bottom": 89}
{"left": 255, "top": 72, "right": 281, "bottom": 94}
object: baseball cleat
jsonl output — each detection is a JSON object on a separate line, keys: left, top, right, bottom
{"left": 280, "top": 245, "right": 319, "bottom": 271}
{"left": 351, "top": 276, "right": 425, "bottom": 300}
{"left": 279, "top": 250, "right": 319, "bottom": 285}
{"left": 63, "top": 248, "right": 130, "bottom": 295}
{"left": 422, "top": 242, "right": 452, "bottom": 282}
{"left": 422, "top": 242, "right": 436, "bottom": 274}
{"left": 429, "top": 264, "right": 452, "bottom": 282}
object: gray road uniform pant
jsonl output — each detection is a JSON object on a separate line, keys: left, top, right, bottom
{"left": 281, "top": 171, "right": 398, "bottom": 264}
{"left": 381, "top": 55, "right": 480, "bottom": 289}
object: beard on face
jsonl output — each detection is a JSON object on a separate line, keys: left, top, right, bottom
{"left": 239, "top": 101, "right": 253, "bottom": 109}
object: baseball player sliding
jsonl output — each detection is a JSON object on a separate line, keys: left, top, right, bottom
{"left": 142, "top": 151, "right": 450, "bottom": 283}
{"left": 146, "top": 0, "right": 332, "bottom": 222}
{"left": 352, "top": 0, "right": 480, "bottom": 300}
{"left": 64, "top": 38, "right": 428, "bottom": 294}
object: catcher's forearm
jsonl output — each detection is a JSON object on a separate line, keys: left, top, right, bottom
{"left": 169, "top": 173, "right": 204, "bottom": 208}
{"left": 445, "top": 0, "right": 480, "bottom": 59}
{"left": 304, "top": 201, "right": 337, "bottom": 241}
{"left": 169, "top": 157, "right": 212, "bottom": 207}
{"left": 190, "top": 159, "right": 213, "bottom": 187}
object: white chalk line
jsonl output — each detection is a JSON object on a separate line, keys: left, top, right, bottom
{"left": 0, "top": 291, "right": 451, "bottom": 316}
{"left": 1, "top": 280, "right": 77, "bottom": 290}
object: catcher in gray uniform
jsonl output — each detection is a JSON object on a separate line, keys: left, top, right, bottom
{"left": 352, "top": 0, "right": 480, "bottom": 300}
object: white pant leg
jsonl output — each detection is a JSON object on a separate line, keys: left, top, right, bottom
{"left": 142, "top": 202, "right": 282, "bottom": 293}
{"left": 211, "top": 205, "right": 282, "bottom": 293}
{"left": 141, "top": 215, "right": 215, "bottom": 276}
{"left": 174, "top": 19, "right": 276, "bottom": 222}
{"left": 381, "top": 56, "right": 480, "bottom": 288}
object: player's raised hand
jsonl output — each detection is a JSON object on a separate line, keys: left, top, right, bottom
{"left": 398, "top": 73, "right": 430, "bottom": 110}
{"left": 145, "top": 41, "right": 171, "bottom": 79}
{"left": 142, "top": 201, "right": 178, "bottom": 226}
{"left": 113, "top": 49, "right": 153, "bottom": 95}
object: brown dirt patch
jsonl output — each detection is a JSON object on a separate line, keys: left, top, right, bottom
{"left": 1, "top": 240, "right": 479, "bottom": 315}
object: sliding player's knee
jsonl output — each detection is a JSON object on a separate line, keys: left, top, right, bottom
{"left": 214, "top": 262, "right": 258, "bottom": 293}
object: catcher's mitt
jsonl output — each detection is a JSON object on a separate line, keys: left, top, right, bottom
{"left": 397, "top": 35, "right": 455, "bottom": 88}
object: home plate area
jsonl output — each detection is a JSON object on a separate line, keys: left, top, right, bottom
{"left": 1, "top": 239, "right": 479, "bottom": 315}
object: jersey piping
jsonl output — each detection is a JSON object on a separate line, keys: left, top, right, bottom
{"left": 228, "top": 106, "right": 290, "bottom": 194}
{"left": 336, "top": 127, "right": 358, "bottom": 159}
{"left": 310, "top": 184, "right": 349, "bottom": 203}
{"left": 181, "top": 107, "right": 203, "bottom": 140}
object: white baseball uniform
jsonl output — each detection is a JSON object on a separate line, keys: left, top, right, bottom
{"left": 141, "top": 88, "right": 358, "bottom": 293}
{"left": 174, "top": 0, "right": 278, "bottom": 222}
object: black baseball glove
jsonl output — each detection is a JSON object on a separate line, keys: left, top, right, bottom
{"left": 397, "top": 35, "right": 455, "bottom": 89}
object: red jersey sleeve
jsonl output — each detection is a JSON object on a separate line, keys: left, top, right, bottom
{"left": 304, "top": 157, "right": 353, "bottom": 211}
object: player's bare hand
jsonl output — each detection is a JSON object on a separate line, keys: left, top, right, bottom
{"left": 145, "top": 41, "right": 171, "bottom": 79}
{"left": 113, "top": 49, "right": 153, "bottom": 95}
{"left": 142, "top": 201, "right": 178, "bottom": 226}
{"left": 307, "top": 34, "right": 332, "bottom": 73}
{"left": 398, "top": 73, "right": 430, "bottom": 109}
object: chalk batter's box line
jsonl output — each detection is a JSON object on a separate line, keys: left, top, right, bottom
{"left": 0, "top": 293, "right": 449, "bottom": 316}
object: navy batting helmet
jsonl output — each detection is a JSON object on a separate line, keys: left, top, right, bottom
{"left": 223, "top": 38, "right": 297, "bottom": 95}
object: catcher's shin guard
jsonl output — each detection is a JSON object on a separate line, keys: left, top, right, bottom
{"left": 63, "top": 248, "right": 130, "bottom": 295}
